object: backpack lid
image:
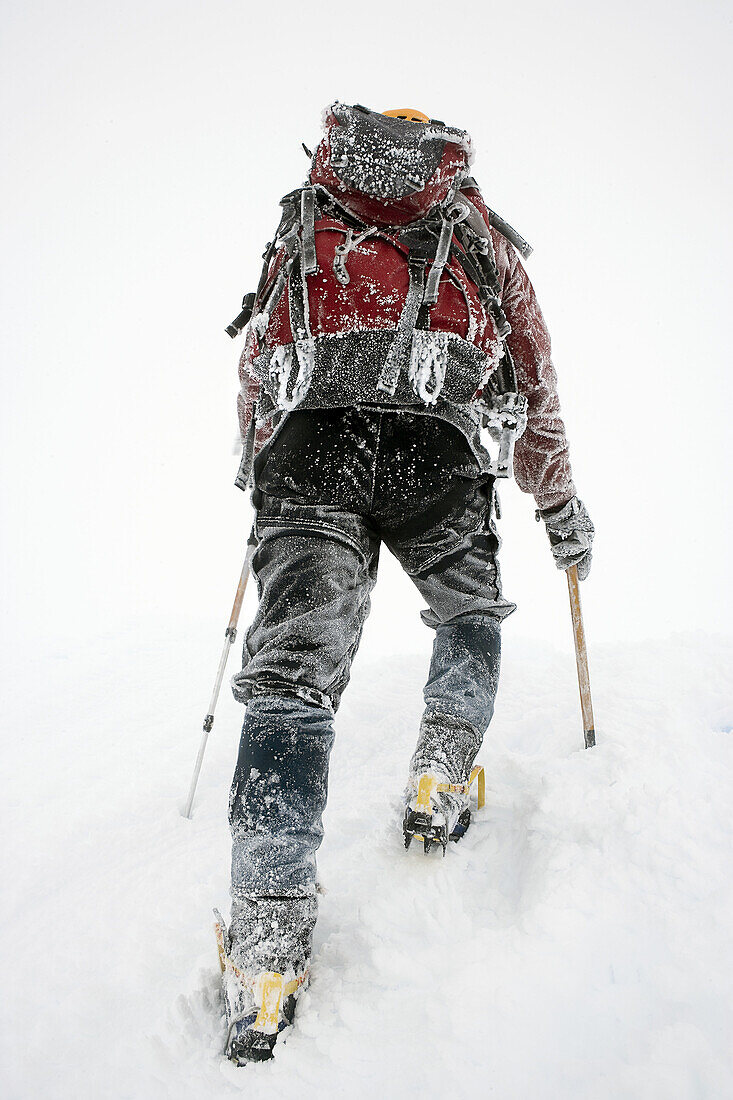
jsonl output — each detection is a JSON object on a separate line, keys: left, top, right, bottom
{"left": 310, "top": 102, "right": 472, "bottom": 226}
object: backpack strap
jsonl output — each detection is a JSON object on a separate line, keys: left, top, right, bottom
{"left": 226, "top": 193, "right": 303, "bottom": 338}
{"left": 460, "top": 179, "right": 532, "bottom": 259}
{"left": 423, "top": 202, "right": 468, "bottom": 305}
{"left": 450, "top": 216, "right": 527, "bottom": 468}
{"left": 300, "top": 187, "right": 318, "bottom": 275}
{"left": 376, "top": 258, "right": 426, "bottom": 396}
{"left": 288, "top": 252, "right": 309, "bottom": 343}
{"left": 483, "top": 204, "right": 532, "bottom": 260}
{"left": 452, "top": 222, "right": 510, "bottom": 338}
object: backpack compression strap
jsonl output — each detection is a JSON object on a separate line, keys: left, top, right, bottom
{"left": 460, "top": 178, "right": 532, "bottom": 259}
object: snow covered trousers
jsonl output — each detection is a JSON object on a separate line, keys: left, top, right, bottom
{"left": 229, "top": 409, "right": 515, "bottom": 906}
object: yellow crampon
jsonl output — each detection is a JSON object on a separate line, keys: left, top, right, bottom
{"left": 404, "top": 765, "right": 485, "bottom": 853}
{"left": 214, "top": 911, "right": 308, "bottom": 1040}
{"left": 471, "top": 764, "right": 486, "bottom": 810}
{"left": 413, "top": 773, "right": 442, "bottom": 815}
{"left": 413, "top": 765, "right": 485, "bottom": 813}
{"left": 215, "top": 912, "right": 228, "bottom": 974}
{"left": 252, "top": 972, "right": 285, "bottom": 1033}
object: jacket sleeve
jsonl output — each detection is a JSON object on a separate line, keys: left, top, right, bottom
{"left": 237, "top": 329, "right": 275, "bottom": 456}
{"left": 460, "top": 183, "right": 576, "bottom": 508}
{"left": 501, "top": 248, "right": 576, "bottom": 511}
{"left": 461, "top": 182, "right": 577, "bottom": 510}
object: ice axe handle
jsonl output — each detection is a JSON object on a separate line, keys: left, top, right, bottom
{"left": 566, "top": 564, "right": 596, "bottom": 748}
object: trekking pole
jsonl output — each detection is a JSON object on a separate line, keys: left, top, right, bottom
{"left": 566, "top": 563, "right": 596, "bottom": 749}
{"left": 183, "top": 542, "right": 255, "bottom": 819}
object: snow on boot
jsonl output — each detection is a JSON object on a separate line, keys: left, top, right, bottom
{"left": 403, "top": 766, "right": 485, "bottom": 855}
{"left": 215, "top": 895, "right": 315, "bottom": 1065}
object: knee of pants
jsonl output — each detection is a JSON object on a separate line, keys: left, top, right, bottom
{"left": 229, "top": 695, "right": 335, "bottom": 831}
{"left": 424, "top": 615, "right": 502, "bottom": 733}
{"left": 231, "top": 518, "right": 378, "bottom": 711}
{"left": 229, "top": 695, "right": 335, "bottom": 895}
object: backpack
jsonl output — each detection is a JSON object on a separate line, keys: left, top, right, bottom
{"left": 228, "top": 103, "right": 530, "bottom": 471}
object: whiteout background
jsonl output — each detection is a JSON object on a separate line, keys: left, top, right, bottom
{"left": 1, "top": 1, "right": 732, "bottom": 1097}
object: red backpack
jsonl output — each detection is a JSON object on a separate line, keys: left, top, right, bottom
{"left": 228, "top": 102, "right": 530, "bottom": 435}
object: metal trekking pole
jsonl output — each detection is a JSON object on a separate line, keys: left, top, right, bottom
{"left": 566, "top": 563, "right": 596, "bottom": 749}
{"left": 183, "top": 542, "right": 255, "bottom": 818}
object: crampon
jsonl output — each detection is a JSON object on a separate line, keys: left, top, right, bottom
{"left": 403, "top": 765, "right": 485, "bottom": 855}
{"left": 214, "top": 910, "right": 308, "bottom": 1065}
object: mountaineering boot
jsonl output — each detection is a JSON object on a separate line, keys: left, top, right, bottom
{"left": 215, "top": 895, "right": 316, "bottom": 1064}
{"left": 403, "top": 766, "right": 485, "bottom": 854}
{"left": 404, "top": 706, "right": 488, "bottom": 855}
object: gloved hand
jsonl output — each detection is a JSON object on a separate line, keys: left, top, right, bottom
{"left": 537, "top": 496, "right": 594, "bottom": 580}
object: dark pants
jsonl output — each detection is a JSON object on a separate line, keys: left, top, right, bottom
{"left": 230, "top": 409, "right": 514, "bottom": 908}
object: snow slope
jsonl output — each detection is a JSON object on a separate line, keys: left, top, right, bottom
{"left": 2, "top": 3, "right": 732, "bottom": 1096}
{"left": 2, "top": 626, "right": 732, "bottom": 1098}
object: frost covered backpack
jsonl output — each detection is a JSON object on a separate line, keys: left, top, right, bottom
{"left": 227, "top": 102, "right": 529, "bottom": 470}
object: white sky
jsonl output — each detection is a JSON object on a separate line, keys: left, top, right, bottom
{"left": 1, "top": 0, "right": 731, "bottom": 661}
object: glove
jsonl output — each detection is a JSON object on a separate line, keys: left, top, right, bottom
{"left": 537, "top": 497, "right": 594, "bottom": 580}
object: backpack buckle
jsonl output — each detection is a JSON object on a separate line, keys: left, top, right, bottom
{"left": 480, "top": 392, "right": 528, "bottom": 479}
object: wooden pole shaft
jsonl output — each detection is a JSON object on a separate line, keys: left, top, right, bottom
{"left": 566, "top": 564, "right": 596, "bottom": 748}
{"left": 227, "top": 552, "right": 251, "bottom": 633}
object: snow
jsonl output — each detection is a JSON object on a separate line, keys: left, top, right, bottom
{"left": 2, "top": 1, "right": 732, "bottom": 1096}
{"left": 2, "top": 620, "right": 732, "bottom": 1097}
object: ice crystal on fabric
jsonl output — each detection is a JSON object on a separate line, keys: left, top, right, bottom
{"left": 409, "top": 330, "right": 447, "bottom": 404}
{"left": 269, "top": 343, "right": 314, "bottom": 411}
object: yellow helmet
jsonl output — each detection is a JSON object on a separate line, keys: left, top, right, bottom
{"left": 383, "top": 108, "right": 430, "bottom": 124}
